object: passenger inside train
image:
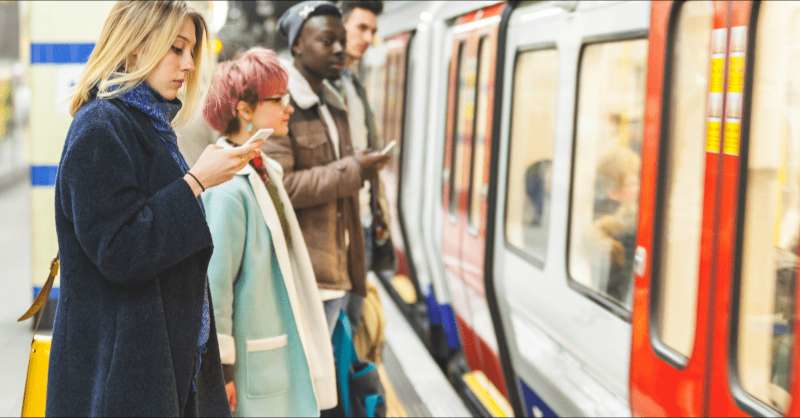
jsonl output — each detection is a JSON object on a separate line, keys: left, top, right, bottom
{"left": 590, "top": 145, "right": 640, "bottom": 306}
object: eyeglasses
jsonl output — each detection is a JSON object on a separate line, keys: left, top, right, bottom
{"left": 262, "top": 93, "right": 291, "bottom": 108}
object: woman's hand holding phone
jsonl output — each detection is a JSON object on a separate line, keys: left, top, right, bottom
{"left": 185, "top": 129, "right": 273, "bottom": 196}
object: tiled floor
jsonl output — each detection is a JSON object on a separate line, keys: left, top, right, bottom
{"left": 0, "top": 179, "right": 34, "bottom": 416}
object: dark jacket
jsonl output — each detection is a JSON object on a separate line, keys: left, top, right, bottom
{"left": 335, "top": 71, "right": 393, "bottom": 245}
{"left": 47, "top": 97, "right": 229, "bottom": 417}
{"left": 264, "top": 64, "right": 367, "bottom": 297}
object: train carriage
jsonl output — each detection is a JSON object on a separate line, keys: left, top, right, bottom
{"left": 363, "top": 1, "right": 800, "bottom": 416}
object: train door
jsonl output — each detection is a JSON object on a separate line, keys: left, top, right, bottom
{"left": 441, "top": 3, "right": 509, "bottom": 404}
{"left": 632, "top": 1, "right": 800, "bottom": 416}
{"left": 629, "top": 1, "right": 722, "bottom": 415}
{"left": 493, "top": 1, "right": 649, "bottom": 416}
{"left": 706, "top": 1, "right": 800, "bottom": 416}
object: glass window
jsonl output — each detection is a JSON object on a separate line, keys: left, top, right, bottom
{"left": 568, "top": 38, "right": 647, "bottom": 310}
{"left": 653, "top": 1, "right": 713, "bottom": 360}
{"left": 385, "top": 54, "right": 399, "bottom": 143}
{"left": 385, "top": 45, "right": 408, "bottom": 177}
{"left": 468, "top": 37, "right": 493, "bottom": 230}
{"left": 448, "top": 42, "right": 478, "bottom": 214}
{"left": 504, "top": 48, "right": 559, "bottom": 265}
{"left": 389, "top": 50, "right": 406, "bottom": 144}
{"left": 736, "top": 2, "right": 800, "bottom": 413}
{"left": 362, "top": 54, "right": 386, "bottom": 140}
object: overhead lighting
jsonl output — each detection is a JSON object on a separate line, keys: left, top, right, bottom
{"left": 209, "top": 1, "right": 229, "bottom": 34}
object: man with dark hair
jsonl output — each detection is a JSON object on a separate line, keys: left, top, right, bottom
{"left": 339, "top": 1, "right": 383, "bottom": 64}
{"left": 331, "top": 0, "right": 389, "bottom": 329}
{"left": 339, "top": 1, "right": 383, "bottom": 18}
{"left": 268, "top": 1, "right": 389, "bottom": 333}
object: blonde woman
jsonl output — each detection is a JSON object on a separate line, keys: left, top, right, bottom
{"left": 202, "top": 48, "right": 337, "bottom": 417}
{"left": 48, "top": 2, "right": 261, "bottom": 416}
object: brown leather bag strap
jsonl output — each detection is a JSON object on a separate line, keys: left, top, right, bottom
{"left": 18, "top": 254, "right": 59, "bottom": 334}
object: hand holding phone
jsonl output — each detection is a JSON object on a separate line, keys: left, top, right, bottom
{"left": 379, "top": 140, "right": 397, "bottom": 156}
{"left": 189, "top": 128, "right": 274, "bottom": 195}
{"left": 244, "top": 128, "right": 273, "bottom": 148}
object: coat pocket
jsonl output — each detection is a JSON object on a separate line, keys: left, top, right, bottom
{"left": 245, "top": 335, "right": 289, "bottom": 398}
{"left": 294, "top": 133, "right": 332, "bottom": 167}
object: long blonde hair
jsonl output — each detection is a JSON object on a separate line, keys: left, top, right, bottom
{"left": 70, "top": 1, "right": 208, "bottom": 126}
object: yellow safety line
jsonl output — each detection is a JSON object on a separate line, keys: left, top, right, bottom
{"left": 462, "top": 370, "right": 513, "bottom": 417}
{"left": 391, "top": 274, "right": 418, "bottom": 305}
{"left": 377, "top": 363, "right": 407, "bottom": 417}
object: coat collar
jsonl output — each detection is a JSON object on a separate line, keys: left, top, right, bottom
{"left": 282, "top": 59, "right": 346, "bottom": 112}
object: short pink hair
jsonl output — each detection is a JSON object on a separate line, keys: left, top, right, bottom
{"left": 203, "top": 47, "right": 289, "bottom": 134}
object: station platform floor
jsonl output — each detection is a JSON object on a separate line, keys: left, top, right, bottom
{"left": 0, "top": 178, "right": 471, "bottom": 417}
{"left": 0, "top": 179, "right": 33, "bottom": 416}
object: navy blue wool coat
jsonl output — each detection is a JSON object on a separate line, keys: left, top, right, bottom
{"left": 47, "top": 96, "right": 230, "bottom": 417}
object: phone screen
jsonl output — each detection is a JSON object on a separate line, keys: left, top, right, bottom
{"left": 380, "top": 140, "right": 397, "bottom": 156}
{"left": 245, "top": 128, "right": 274, "bottom": 146}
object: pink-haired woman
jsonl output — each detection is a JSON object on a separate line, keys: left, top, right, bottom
{"left": 201, "top": 48, "right": 337, "bottom": 417}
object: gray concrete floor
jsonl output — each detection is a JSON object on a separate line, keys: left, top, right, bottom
{"left": 0, "top": 179, "right": 33, "bottom": 416}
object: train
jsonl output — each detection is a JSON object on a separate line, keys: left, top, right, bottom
{"left": 359, "top": 1, "right": 800, "bottom": 416}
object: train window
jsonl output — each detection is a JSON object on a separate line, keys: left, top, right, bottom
{"left": 387, "top": 46, "right": 407, "bottom": 145}
{"left": 468, "top": 37, "right": 492, "bottom": 230}
{"left": 448, "top": 42, "right": 478, "bottom": 215}
{"left": 735, "top": 2, "right": 800, "bottom": 413}
{"left": 362, "top": 52, "right": 386, "bottom": 140}
{"left": 504, "top": 48, "right": 559, "bottom": 266}
{"left": 385, "top": 53, "right": 399, "bottom": 144}
{"left": 384, "top": 43, "right": 409, "bottom": 177}
{"left": 448, "top": 42, "right": 463, "bottom": 214}
{"left": 568, "top": 38, "right": 647, "bottom": 311}
{"left": 653, "top": 0, "right": 713, "bottom": 360}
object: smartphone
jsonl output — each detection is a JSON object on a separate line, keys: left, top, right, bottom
{"left": 379, "top": 140, "right": 397, "bottom": 156}
{"left": 244, "top": 128, "right": 273, "bottom": 147}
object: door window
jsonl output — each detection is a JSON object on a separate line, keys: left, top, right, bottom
{"left": 468, "top": 37, "right": 493, "bottom": 230}
{"left": 735, "top": 2, "right": 800, "bottom": 412}
{"left": 504, "top": 48, "right": 559, "bottom": 266}
{"left": 653, "top": 0, "right": 714, "bottom": 360}
{"left": 568, "top": 38, "right": 648, "bottom": 311}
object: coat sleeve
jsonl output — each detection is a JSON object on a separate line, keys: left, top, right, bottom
{"left": 58, "top": 116, "right": 212, "bottom": 286}
{"left": 263, "top": 134, "right": 363, "bottom": 209}
{"left": 202, "top": 187, "right": 246, "bottom": 366}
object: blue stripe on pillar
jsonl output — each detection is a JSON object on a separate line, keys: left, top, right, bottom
{"left": 33, "top": 286, "right": 60, "bottom": 300}
{"left": 31, "top": 165, "right": 58, "bottom": 187}
{"left": 30, "top": 43, "right": 95, "bottom": 64}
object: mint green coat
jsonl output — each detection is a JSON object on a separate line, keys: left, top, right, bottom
{"left": 203, "top": 142, "right": 337, "bottom": 417}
